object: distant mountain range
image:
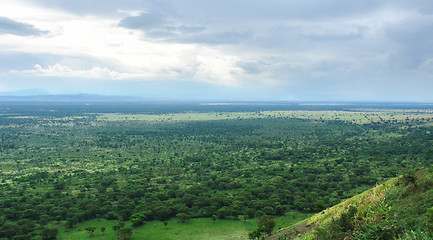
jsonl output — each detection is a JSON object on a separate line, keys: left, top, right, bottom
{"left": 0, "top": 94, "right": 143, "bottom": 102}
{"left": 1, "top": 93, "right": 432, "bottom": 105}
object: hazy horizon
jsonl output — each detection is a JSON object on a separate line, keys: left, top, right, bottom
{"left": 1, "top": 93, "right": 433, "bottom": 104}
{"left": 1, "top": 1, "right": 433, "bottom": 102}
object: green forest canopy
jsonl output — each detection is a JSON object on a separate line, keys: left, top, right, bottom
{"left": 0, "top": 102, "right": 432, "bottom": 239}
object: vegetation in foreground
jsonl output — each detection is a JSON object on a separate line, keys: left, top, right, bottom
{"left": 273, "top": 168, "right": 433, "bottom": 240}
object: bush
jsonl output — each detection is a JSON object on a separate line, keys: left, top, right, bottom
{"left": 176, "top": 213, "right": 191, "bottom": 223}
{"left": 40, "top": 228, "right": 58, "bottom": 240}
{"left": 397, "top": 230, "right": 431, "bottom": 240}
{"left": 419, "top": 173, "right": 433, "bottom": 191}
{"left": 355, "top": 220, "right": 402, "bottom": 240}
{"left": 400, "top": 171, "right": 418, "bottom": 191}
{"left": 426, "top": 207, "right": 433, "bottom": 235}
{"left": 130, "top": 213, "right": 145, "bottom": 227}
{"left": 116, "top": 228, "right": 132, "bottom": 240}
{"left": 248, "top": 215, "right": 276, "bottom": 239}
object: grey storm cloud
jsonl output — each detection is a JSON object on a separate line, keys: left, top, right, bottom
{"left": 119, "top": 12, "right": 166, "bottom": 30}
{"left": 21, "top": 0, "right": 150, "bottom": 16}
{"left": 25, "top": 0, "right": 412, "bottom": 20}
{"left": 4, "top": 0, "right": 433, "bottom": 101}
{"left": 0, "top": 17, "right": 47, "bottom": 36}
{"left": 20, "top": 0, "right": 433, "bottom": 21}
{"left": 23, "top": 0, "right": 433, "bottom": 49}
{"left": 118, "top": 11, "right": 251, "bottom": 45}
{"left": 181, "top": 31, "right": 252, "bottom": 45}
{"left": 386, "top": 19, "right": 433, "bottom": 69}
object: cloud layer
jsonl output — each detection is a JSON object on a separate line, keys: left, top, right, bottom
{"left": 0, "top": 0, "right": 432, "bottom": 101}
{"left": 0, "top": 17, "right": 47, "bottom": 36}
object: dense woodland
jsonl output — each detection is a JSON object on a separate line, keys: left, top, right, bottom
{"left": 0, "top": 102, "right": 433, "bottom": 239}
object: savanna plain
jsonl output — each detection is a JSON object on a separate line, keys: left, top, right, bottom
{"left": 1, "top": 102, "right": 433, "bottom": 240}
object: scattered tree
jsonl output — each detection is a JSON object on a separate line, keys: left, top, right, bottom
{"left": 40, "top": 228, "right": 58, "bottom": 240}
{"left": 116, "top": 227, "right": 132, "bottom": 240}
{"left": 248, "top": 215, "right": 276, "bottom": 239}
{"left": 85, "top": 226, "right": 96, "bottom": 237}
{"left": 131, "top": 213, "right": 145, "bottom": 227}
{"left": 112, "top": 222, "right": 125, "bottom": 232}
{"left": 176, "top": 213, "right": 190, "bottom": 223}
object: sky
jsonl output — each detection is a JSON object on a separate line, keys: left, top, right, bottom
{"left": 0, "top": 0, "right": 433, "bottom": 101}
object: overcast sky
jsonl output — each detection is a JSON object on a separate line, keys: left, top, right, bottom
{"left": 0, "top": 0, "right": 432, "bottom": 101}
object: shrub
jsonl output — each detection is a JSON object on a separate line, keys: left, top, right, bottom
{"left": 355, "top": 220, "right": 402, "bottom": 240}
{"left": 397, "top": 230, "right": 431, "bottom": 240}
{"left": 426, "top": 207, "right": 433, "bottom": 235}
{"left": 248, "top": 215, "right": 276, "bottom": 239}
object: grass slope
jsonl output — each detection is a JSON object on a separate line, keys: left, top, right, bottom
{"left": 272, "top": 168, "right": 433, "bottom": 239}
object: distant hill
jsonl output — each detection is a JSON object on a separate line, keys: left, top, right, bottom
{"left": 0, "top": 94, "right": 143, "bottom": 102}
{"left": 269, "top": 168, "right": 433, "bottom": 240}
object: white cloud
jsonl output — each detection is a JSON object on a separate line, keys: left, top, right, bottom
{"left": 1, "top": 0, "right": 433, "bottom": 100}
{"left": 18, "top": 64, "right": 144, "bottom": 79}
{"left": 195, "top": 49, "right": 244, "bottom": 86}
{"left": 1, "top": 1, "right": 247, "bottom": 86}
{"left": 13, "top": 48, "right": 246, "bottom": 85}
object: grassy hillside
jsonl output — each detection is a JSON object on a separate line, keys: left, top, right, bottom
{"left": 272, "top": 168, "right": 433, "bottom": 240}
